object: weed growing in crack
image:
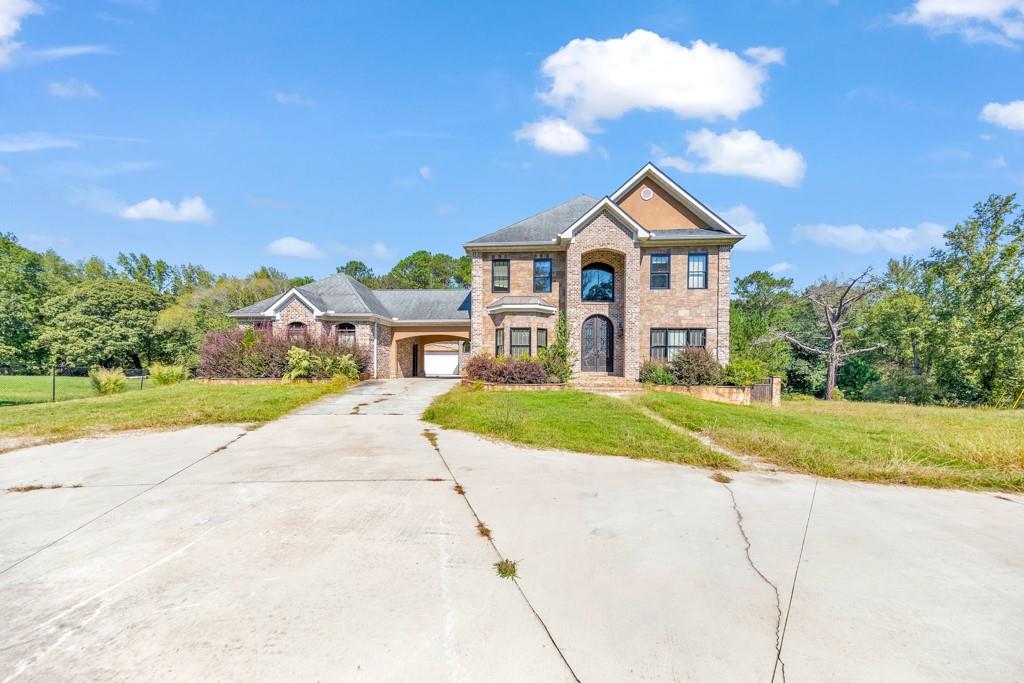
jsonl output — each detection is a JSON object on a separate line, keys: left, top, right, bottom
{"left": 476, "top": 521, "right": 492, "bottom": 539}
{"left": 426, "top": 477, "right": 446, "bottom": 482}
{"left": 495, "top": 558, "right": 517, "bottom": 579}
{"left": 421, "top": 429, "right": 439, "bottom": 449}
{"left": 453, "top": 484, "right": 465, "bottom": 495}
{"left": 711, "top": 472, "right": 733, "bottom": 484}
{"left": 7, "top": 483, "right": 81, "bottom": 493}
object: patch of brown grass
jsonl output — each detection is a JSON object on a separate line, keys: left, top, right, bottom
{"left": 476, "top": 521, "right": 492, "bottom": 539}
{"left": 453, "top": 483, "right": 465, "bottom": 495}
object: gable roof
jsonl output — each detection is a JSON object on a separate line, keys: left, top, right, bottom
{"left": 611, "top": 162, "right": 741, "bottom": 236}
{"left": 557, "top": 196, "right": 651, "bottom": 240}
{"left": 228, "top": 272, "right": 470, "bottom": 322}
{"left": 464, "top": 194, "right": 599, "bottom": 247}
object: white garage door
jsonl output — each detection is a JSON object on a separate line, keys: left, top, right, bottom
{"left": 424, "top": 351, "right": 459, "bottom": 377}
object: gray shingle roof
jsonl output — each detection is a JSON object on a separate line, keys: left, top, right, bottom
{"left": 465, "top": 194, "right": 599, "bottom": 246}
{"left": 228, "top": 273, "right": 470, "bottom": 322}
{"left": 486, "top": 296, "right": 557, "bottom": 310}
{"left": 647, "top": 228, "right": 745, "bottom": 241}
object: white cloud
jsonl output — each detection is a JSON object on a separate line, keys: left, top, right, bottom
{"left": 272, "top": 91, "right": 314, "bottom": 107}
{"left": 515, "top": 117, "right": 590, "bottom": 155}
{"left": 48, "top": 160, "right": 156, "bottom": 178}
{"left": 980, "top": 100, "right": 1024, "bottom": 131}
{"left": 266, "top": 236, "right": 323, "bottom": 259}
{"left": 21, "top": 44, "right": 112, "bottom": 64}
{"left": 49, "top": 78, "right": 98, "bottom": 98}
{"left": 0, "top": 131, "right": 77, "bottom": 152}
{"left": 659, "top": 128, "right": 806, "bottom": 187}
{"left": 328, "top": 240, "right": 396, "bottom": 261}
{"left": 993, "top": 154, "right": 1009, "bottom": 167}
{"left": 518, "top": 30, "right": 782, "bottom": 154}
{"left": 0, "top": 0, "right": 40, "bottom": 67}
{"left": 433, "top": 202, "right": 458, "bottom": 216}
{"left": 120, "top": 196, "right": 214, "bottom": 224}
{"left": 744, "top": 46, "right": 785, "bottom": 65}
{"left": 767, "top": 261, "right": 793, "bottom": 274}
{"left": 418, "top": 166, "right": 433, "bottom": 180}
{"left": 793, "top": 221, "right": 946, "bottom": 254}
{"left": 721, "top": 204, "right": 773, "bottom": 252}
{"left": 897, "top": 0, "right": 1024, "bottom": 46}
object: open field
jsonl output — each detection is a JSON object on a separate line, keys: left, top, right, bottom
{"left": 422, "top": 385, "right": 738, "bottom": 469}
{"left": 0, "top": 379, "right": 349, "bottom": 450}
{"left": 637, "top": 391, "right": 1024, "bottom": 492}
{"left": 0, "top": 375, "right": 151, "bottom": 406}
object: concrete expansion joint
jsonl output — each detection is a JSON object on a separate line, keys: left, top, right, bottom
{"left": 0, "top": 429, "right": 250, "bottom": 577}
{"left": 722, "top": 482, "right": 786, "bottom": 682}
{"left": 773, "top": 479, "right": 818, "bottom": 683}
{"left": 420, "top": 428, "right": 581, "bottom": 683}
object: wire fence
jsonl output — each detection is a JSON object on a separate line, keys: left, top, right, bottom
{"left": 0, "top": 365, "right": 151, "bottom": 406}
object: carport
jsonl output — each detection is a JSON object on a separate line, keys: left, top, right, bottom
{"left": 389, "top": 325, "right": 470, "bottom": 378}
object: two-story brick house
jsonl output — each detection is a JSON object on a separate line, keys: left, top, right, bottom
{"left": 229, "top": 163, "right": 744, "bottom": 379}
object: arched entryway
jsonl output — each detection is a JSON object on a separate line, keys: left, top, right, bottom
{"left": 581, "top": 314, "right": 614, "bottom": 373}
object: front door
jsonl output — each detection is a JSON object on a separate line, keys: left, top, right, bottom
{"left": 581, "top": 315, "right": 613, "bottom": 372}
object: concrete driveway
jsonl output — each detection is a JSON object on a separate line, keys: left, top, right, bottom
{"left": 0, "top": 378, "right": 1021, "bottom": 681}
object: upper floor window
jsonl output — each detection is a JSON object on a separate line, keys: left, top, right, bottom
{"left": 533, "top": 258, "right": 552, "bottom": 293}
{"left": 492, "top": 259, "right": 510, "bottom": 293}
{"left": 287, "top": 322, "right": 307, "bottom": 341}
{"left": 688, "top": 253, "right": 708, "bottom": 289}
{"left": 337, "top": 322, "right": 355, "bottom": 346}
{"left": 650, "top": 254, "right": 671, "bottom": 289}
{"left": 581, "top": 262, "right": 615, "bottom": 302}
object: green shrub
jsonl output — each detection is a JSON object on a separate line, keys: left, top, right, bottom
{"left": 89, "top": 367, "right": 127, "bottom": 395}
{"left": 669, "top": 347, "right": 722, "bottom": 386}
{"left": 639, "top": 359, "right": 675, "bottom": 385}
{"left": 148, "top": 363, "right": 189, "bottom": 386}
{"left": 539, "top": 313, "right": 574, "bottom": 383}
{"left": 863, "top": 374, "right": 940, "bottom": 405}
{"left": 284, "top": 347, "right": 360, "bottom": 381}
{"left": 722, "top": 357, "right": 769, "bottom": 386}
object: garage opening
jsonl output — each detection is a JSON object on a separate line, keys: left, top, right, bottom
{"left": 423, "top": 340, "right": 461, "bottom": 377}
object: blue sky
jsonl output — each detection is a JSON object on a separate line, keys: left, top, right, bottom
{"left": 1, "top": 0, "right": 1023, "bottom": 285}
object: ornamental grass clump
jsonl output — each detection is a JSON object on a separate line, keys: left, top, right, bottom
{"left": 148, "top": 363, "right": 190, "bottom": 386}
{"left": 89, "top": 367, "right": 127, "bottom": 395}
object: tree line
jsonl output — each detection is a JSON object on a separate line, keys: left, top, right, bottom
{"left": 731, "top": 194, "right": 1024, "bottom": 406}
{"left": 2, "top": 194, "right": 1021, "bottom": 406}
{"left": 0, "top": 243, "right": 470, "bottom": 371}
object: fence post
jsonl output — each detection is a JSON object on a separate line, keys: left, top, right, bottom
{"left": 51, "top": 365, "right": 56, "bottom": 402}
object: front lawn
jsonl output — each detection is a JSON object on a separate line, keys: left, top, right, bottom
{"left": 0, "top": 379, "right": 348, "bottom": 450}
{"left": 422, "top": 385, "right": 738, "bottom": 469}
{"left": 637, "top": 392, "right": 1024, "bottom": 492}
{"left": 0, "top": 374, "right": 151, "bottom": 406}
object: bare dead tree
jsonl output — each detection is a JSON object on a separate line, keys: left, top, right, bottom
{"left": 777, "top": 268, "right": 885, "bottom": 400}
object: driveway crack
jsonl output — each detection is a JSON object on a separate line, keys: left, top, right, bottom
{"left": 722, "top": 483, "right": 786, "bottom": 682}
{"left": 422, "top": 428, "right": 581, "bottom": 682}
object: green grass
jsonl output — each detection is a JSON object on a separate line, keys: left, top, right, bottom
{"left": 637, "top": 391, "right": 1024, "bottom": 492}
{"left": 422, "top": 385, "right": 738, "bottom": 469}
{"left": 0, "top": 379, "right": 349, "bottom": 449}
{"left": 0, "top": 375, "right": 151, "bottom": 406}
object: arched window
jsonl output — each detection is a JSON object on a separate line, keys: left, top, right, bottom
{"left": 337, "top": 322, "right": 356, "bottom": 346}
{"left": 581, "top": 262, "right": 615, "bottom": 302}
{"left": 287, "top": 322, "right": 306, "bottom": 341}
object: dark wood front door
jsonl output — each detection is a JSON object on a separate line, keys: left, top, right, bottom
{"left": 581, "top": 315, "right": 613, "bottom": 372}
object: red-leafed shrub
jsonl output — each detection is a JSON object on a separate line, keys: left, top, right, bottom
{"left": 463, "top": 354, "right": 549, "bottom": 384}
{"left": 197, "top": 328, "right": 370, "bottom": 379}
